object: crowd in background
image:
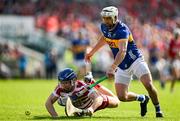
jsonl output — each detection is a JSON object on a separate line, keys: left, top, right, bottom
{"left": 0, "top": 0, "right": 179, "bottom": 90}
{"left": 0, "top": 43, "right": 27, "bottom": 78}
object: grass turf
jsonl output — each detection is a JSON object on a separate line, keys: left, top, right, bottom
{"left": 0, "top": 79, "right": 180, "bottom": 121}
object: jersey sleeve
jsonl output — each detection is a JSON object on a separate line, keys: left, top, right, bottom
{"left": 76, "top": 80, "right": 86, "bottom": 87}
{"left": 117, "top": 28, "right": 129, "bottom": 39}
{"left": 52, "top": 85, "right": 62, "bottom": 97}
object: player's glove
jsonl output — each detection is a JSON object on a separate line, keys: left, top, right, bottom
{"left": 84, "top": 72, "right": 93, "bottom": 84}
{"left": 84, "top": 72, "right": 101, "bottom": 89}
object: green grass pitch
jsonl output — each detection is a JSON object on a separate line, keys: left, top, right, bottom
{"left": 0, "top": 79, "right": 180, "bottom": 121}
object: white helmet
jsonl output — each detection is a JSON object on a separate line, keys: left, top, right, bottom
{"left": 100, "top": 6, "right": 118, "bottom": 23}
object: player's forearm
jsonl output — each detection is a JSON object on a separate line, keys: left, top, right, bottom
{"left": 97, "top": 85, "right": 116, "bottom": 97}
{"left": 45, "top": 101, "right": 58, "bottom": 117}
{"left": 113, "top": 51, "right": 126, "bottom": 67}
{"left": 89, "top": 37, "right": 106, "bottom": 56}
{"left": 111, "top": 39, "right": 128, "bottom": 69}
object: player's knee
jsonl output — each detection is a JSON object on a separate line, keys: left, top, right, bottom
{"left": 112, "top": 98, "right": 120, "bottom": 107}
{"left": 107, "top": 100, "right": 119, "bottom": 108}
{"left": 96, "top": 96, "right": 104, "bottom": 105}
{"left": 113, "top": 101, "right": 119, "bottom": 107}
{"left": 111, "top": 103, "right": 119, "bottom": 108}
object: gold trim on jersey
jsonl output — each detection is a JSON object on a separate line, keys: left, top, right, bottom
{"left": 104, "top": 37, "right": 119, "bottom": 48}
{"left": 129, "top": 34, "right": 134, "bottom": 42}
{"left": 104, "top": 34, "right": 134, "bottom": 48}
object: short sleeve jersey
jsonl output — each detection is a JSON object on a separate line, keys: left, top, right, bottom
{"left": 101, "top": 21, "right": 142, "bottom": 69}
{"left": 53, "top": 80, "right": 95, "bottom": 109}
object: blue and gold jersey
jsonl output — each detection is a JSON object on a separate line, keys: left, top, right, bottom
{"left": 71, "top": 39, "right": 90, "bottom": 60}
{"left": 101, "top": 21, "right": 142, "bottom": 70}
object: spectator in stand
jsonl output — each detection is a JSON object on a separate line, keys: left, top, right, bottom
{"left": 148, "top": 41, "right": 159, "bottom": 78}
{"left": 44, "top": 49, "right": 58, "bottom": 79}
{"left": 0, "top": 61, "right": 11, "bottom": 78}
{"left": 168, "top": 28, "right": 180, "bottom": 92}
{"left": 155, "top": 52, "right": 172, "bottom": 89}
{"left": 0, "top": 44, "right": 11, "bottom": 78}
{"left": 18, "top": 52, "right": 27, "bottom": 78}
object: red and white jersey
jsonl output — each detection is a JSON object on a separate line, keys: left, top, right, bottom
{"left": 53, "top": 80, "right": 97, "bottom": 109}
{"left": 168, "top": 38, "right": 180, "bottom": 59}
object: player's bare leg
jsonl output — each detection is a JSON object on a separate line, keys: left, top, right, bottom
{"left": 170, "top": 79, "right": 176, "bottom": 92}
{"left": 170, "top": 67, "right": 179, "bottom": 92}
{"left": 140, "top": 73, "right": 163, "bottom": 117}
{"left": 115, "top": 83, "right": 137, "bottom": 101}
{"left": 115, "top": 83, "right": 149, "bottom": 117}
{"left": 77, "top": 66, "right": 86, "bottom": 79}
{"left": 106, "top": 96, "right": 119, "bottom": 108}
{"left": 83, "top": 96, "right": 103, "bottom": 116}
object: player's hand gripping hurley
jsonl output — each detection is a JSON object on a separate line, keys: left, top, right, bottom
{"left": 70, "top": 76, "right": 108, "bottom": 101}
{"left": 75, "top": 76, "right": 108, "bottom": 98}
{"left": 65, "top": 76, "right": 107, "bottom": 117}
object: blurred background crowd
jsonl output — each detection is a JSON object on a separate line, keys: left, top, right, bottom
{"left": 0, "top": 0, "right": 179, "bottom": 89}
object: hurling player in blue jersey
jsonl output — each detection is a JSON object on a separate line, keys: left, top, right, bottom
{"left": 85, "top": 6, "right": 163, "bottom": 118}
{"left": 71, "top": 31, "right": 90, "bottom": 78}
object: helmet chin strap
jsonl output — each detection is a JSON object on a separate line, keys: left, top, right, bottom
{"left": 112, "top": 16, "right": 118, "bottom": 24}
{"left": 70, "top": 80, "right": 75, "bottom": 90}
{"left": 70, "top": 80, "right": 74, "bottom": 86}
{"left": 112, "top": 17, "right": 116, "bottom": 24}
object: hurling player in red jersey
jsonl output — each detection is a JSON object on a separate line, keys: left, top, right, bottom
{"left": 168, "top": 29, "right": 180, "bottom": 92}
{"left": 45, "top": 68, "right": 119, "bottom": 118}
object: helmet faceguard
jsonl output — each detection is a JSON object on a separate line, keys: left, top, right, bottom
{"left": 100, "top": 6, "right": 118, "bottom": 24}
{"left": 58, "top": 68, "right": 77, "bottom": 92}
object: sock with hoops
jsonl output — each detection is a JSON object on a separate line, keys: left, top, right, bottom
{"left": 136, "top": 95, "right": 145, "bottom": 103}
{"left": 154, "top": 103, "right": 161, "bottom": 113}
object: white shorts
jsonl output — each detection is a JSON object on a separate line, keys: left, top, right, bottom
{"left": 115, "top": 57, "right": 151, "bottom": 85}
{"left": 172, "top": 59, "right": 180, "bottom": 70}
